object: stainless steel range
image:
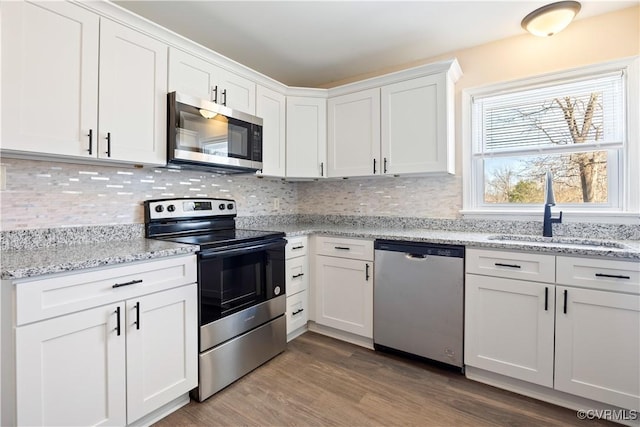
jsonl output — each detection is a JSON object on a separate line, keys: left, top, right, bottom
{"left": 144, "top": 198, "right": 286, "bottom": 401}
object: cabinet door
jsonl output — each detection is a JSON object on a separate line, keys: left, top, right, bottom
{"left": 126, "top": 284, "right": 198, "bottom": 423}
{"left": 286, "top": 96, "right": 327, "bottom": 178}
{"left": 98, "top": 19, "right": 167, "bottom": 165}
{"left": 217, "top": 69, "right": 256, "bottom": 114}
{"left": 1, "top": 1, "right": 99, "bottom": 158}
{"left": 315, "top": 256, "right": 373, "bottom": 338}
{"left": 381, "top": 74, "right": 454, "bottom": 174}
{"left": 257, "top": 85, "right": 287, "bottom": 177}
{"left": 16, "top": 303, "right": 126, "bottom": 427}
{"left": 168, "top": 47, "right": 218, "bottom": 102}
{"left": 464, "top": 274, "right": 555, "bottom": 387}
{"left": 555, "top": 286, "right": 640, "bottom": 410}
{"left": 327, "top": 89, "right": 381, "bottom": 177}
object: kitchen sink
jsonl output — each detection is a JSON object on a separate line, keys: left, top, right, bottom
{"left": 487, "top": 234, "right": 629, "bottom": 249}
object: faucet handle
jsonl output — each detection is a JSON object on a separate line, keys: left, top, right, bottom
{"left": 554, "top": 211, "right": 563, "bottom": 224}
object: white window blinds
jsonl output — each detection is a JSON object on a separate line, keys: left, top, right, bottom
{"left": 472, "top": 72, "right": 624, "bottom": 156}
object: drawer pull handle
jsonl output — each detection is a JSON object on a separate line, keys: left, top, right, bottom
{"left": 135, "top": 301, "right": 140, "bottom": 330}
{"left": 292, "top": 245, "right": 305, "bottom": 250}
{"left": 544, "top": 287, "right": 549, "bottom": 311}
{"left": 292, "top": 308, "right": 304, "bottom": 315}
{"left": 292, "top": 273, "right": 305, "bottom": 279}
{"left": 495, "top": 263, "right": 521, "bottom": 269}
{"left": 334, "top": 246, "right": 351, "bottom": 251}
{"left": 112, "top": 279, "right": 143, "bottom": 288}
{"left": 595, "top": 273, "right": 631, "bottom": 280}
{"left": 365, "top": 263, "right": 370, "bottom": 281}
{"left": 115, "top": 307, "right": 121, "bottom": 336}
{"left": 563, "top": 289, "right": 568, "bottom": 314}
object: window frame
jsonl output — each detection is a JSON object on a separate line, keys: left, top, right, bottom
{"left": 461, "top": 57, "right": 639, "bottom": 224}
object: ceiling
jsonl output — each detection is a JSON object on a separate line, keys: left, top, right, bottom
{"left": 114, "top": 1, "right": 638, "bottom": 87}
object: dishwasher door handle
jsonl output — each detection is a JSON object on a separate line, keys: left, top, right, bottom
{"left": 405, "top": 253, "right": 427, "bottom": 260}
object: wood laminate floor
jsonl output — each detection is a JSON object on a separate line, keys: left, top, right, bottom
{"left": 153, "top": 332, "right": 616, "bottom": 427}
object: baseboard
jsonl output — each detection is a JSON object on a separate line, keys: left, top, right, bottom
{"left": 128, "top": 393, "right": 191, "bottom": 427}
{"left": 466, "top": 366, "right": 639, "bottom": 427}
{"left": 287, "top": 325, "right": 308, "bottom": 342}
{"left": 307, "top": 321, "right": 373, "bottom": 350}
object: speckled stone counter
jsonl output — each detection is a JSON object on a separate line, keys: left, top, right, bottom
{"left": 1, "top": 239, "right": 197, "bottom": 280}
{"left": 245, "top": 224, "right": 640, "bottom": 261}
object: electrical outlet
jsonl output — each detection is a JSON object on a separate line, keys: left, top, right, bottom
{"left": 273, "top": 198, "right": 280, "bottom": 210}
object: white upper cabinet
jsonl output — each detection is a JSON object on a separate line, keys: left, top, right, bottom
{"left": 327, "top": 88, "right": 381, "bottom": 177}
{"left": 168, "top": 47, "right": 256, "bottom": 114}
{"left": 256, "top": 85, "right": 287, "bottom": 177}
{"left": 1, "top": 2, "right": 168, "bottom": 166}
{"left": 326, "top": 60, "right": 461, "bottom": 178}
{"left": 99, "top": 19, "right": 167, "bottom": 165}
{"left": 1, "top": 1, "right": 99, "bottom": 158}
{"left": 381, "top": 73, "right": 455, "bottom": 175}
{"left": 286, "top": 96, "right": 327, "bottom": 178}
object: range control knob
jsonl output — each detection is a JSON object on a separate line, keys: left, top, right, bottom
{"left": 218, "top": 203, "right": 226, "bottom": 210}
{"left": 155, "top": 205, "right": 164, "bottom": 213}
{"left": 227, "top": 203, "right": 234, "bottom": 210}
{"left": 167, "top": 204, "right": 176, "bottom": 212}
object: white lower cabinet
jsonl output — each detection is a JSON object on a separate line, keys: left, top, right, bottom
{"left": 465, "top": 248, "right": 640, "bottom": 413}
{"left": 555, "top": 286, "right": 640, "bottom": 410}
{"left": 12, "top": 255, "right": 198, "bottom": 426}
{"left": 16, "top": 303, "right": 127, "bottom": 426}
{"left": 285, "top": 237, "right": 309, "bottom": 340}
{"left": 464, "top": 274, "right": 555, "bottom": 387}
{"left": 314, "top": 237, "right": 373, "bottom": 339}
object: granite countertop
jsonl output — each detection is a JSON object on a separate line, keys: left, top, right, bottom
{"left": 246, "top": 224, "right": 640, "bottom": 261}
{"left": 1, "top": 238, "right": 198, "bottom": 280}
{"left": 1, "top": 223, "right": 638, "bottom": 281}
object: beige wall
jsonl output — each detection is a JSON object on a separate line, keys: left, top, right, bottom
{"left": 299, "top": 6, "right": 639, "bottom": 217}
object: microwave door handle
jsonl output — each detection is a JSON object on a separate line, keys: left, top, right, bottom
{"left": 199, "top": 241, "right": 284, "bottom": 259}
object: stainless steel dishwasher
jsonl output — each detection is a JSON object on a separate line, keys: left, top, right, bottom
{"left": 374, "top": 240, "right": 464, "bottom": 369}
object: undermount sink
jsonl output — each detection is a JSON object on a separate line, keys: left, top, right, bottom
{"left": 487, "top": 234, "right": 628, "bottom": 249}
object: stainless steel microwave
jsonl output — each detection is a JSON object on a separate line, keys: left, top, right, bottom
{"left": 167, "top": 92, "right": 263, "bottom": 173}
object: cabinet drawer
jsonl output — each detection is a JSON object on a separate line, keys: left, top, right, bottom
{"left": 16, "top": 255, "right": 197, "bottom": 325}
{"left": 556, "top": 256, "right": 640, "bottom": 294}
{"left": 466, "top": 248, "right": 555, "bottom": 283}
{"left": 286, "top": 290, "right": 308, "bottom": 335}
{"left": 286, "top": 256, "right": 308, "bottom": 296}
{"left": 286, "top": 236, "right": 308, "bottom": 259}
{"left": 315, "top": 236, "right": 373, "bottom": 261}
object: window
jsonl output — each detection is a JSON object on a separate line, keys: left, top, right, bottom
{"left": 463, "top": 58, "right": 639, "bottom": 221}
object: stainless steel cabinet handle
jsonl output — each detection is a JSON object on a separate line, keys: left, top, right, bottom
{"left": 112, "top": 279, "right": 143, "bottom": 289}
{"left": 595, "top": 273, "right": 631, "bottom": 280}
{"left": 87, "top": 129, "right": 93, "bottom": 155}
{"left": 495, "top": 262, "right": 521, "bottom": 269}
{"left": 115, "top": 307, "right": 121, "bottom": 336}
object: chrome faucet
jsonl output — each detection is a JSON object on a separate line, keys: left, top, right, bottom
{"left": 543, "top": 171, "right": 562, "bottom": 237}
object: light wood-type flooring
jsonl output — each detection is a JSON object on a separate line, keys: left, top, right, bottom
{"left": 153, "top": 332, "right": 615, "bottom": 426}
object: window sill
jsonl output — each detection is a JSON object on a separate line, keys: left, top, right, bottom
{"left": 460, "top": 209, "right": 640, "bottom": 225}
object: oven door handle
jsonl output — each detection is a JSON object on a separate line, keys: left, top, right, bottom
{"left": 199, "top": 240, "right": 285, "bottom": 259}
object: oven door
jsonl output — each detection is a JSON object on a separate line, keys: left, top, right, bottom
{"left": 198, "top": 238, "right": 285, "bottom": 326}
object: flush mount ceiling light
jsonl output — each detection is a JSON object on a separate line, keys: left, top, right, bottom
{"left": 521, "top": 1, "right": 581, "bottom": 37}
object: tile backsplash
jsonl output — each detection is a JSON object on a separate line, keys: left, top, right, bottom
{"left": 0, "top": 158, "right": 296, "bottom": 230}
